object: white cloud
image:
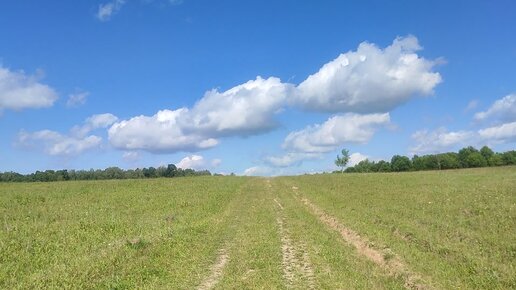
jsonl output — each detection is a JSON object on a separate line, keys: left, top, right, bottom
{"left": 108, "top": 36, "right": 442, "bottom": 156}
{"left": 122, "top": 151, "right": 141, "bottom": 162}
{"left": 16, "top": 113, "right": 118, "bottom": 157}
{"left": 294, "top": 36, "right": 441, "bottom": 113}
{"left": 97, "top": 0, "right": 125, "bottom": 21}
{"left": 409, "top": 127, "right": 474, "bottom": 155}
{"left": 182, "top": 76, "right": 292, "bottom": 137}
{"left": 464, "top": 99, "right": 479, "bottom": 112}
{"left": 72, "top": 113, "right": 118, "bottom": 137}
{"left": 348, "top": 152, "right": 369, "bottom": 167}
{"left": 175, "top": 154, "right": 221, "bottom": 170}
{"left": 243, "top": 166, "right": 271, "bottom": 176}
{"left": 109, "top": 77, "right": 291, "bottom": 153}
{"left": 283, "top": 113, "right": 390, "bottom": 153}
{"left": 108, "top": 109, "right": 218, "bottom": 153}
{"left": 0, "top": 66, "right": 58, "bottom": 111}
{"left": 176, "top": 155, "right": 204, "bottom": 170}
{"left": 264, "top": 152, "right": 321, "bottom": 167}
{"left": 66, "top": 92, "right": 88, "bottom": 108}
{"left": 211, "top": 158, "right": 222, "bottom": 167}
{"left": 474, "top": 94, "right": 516, "bottom": 123}
{"left": 478, "top": 121, "right": 516, "bottom": 142}
{"left": 17, "top": 130, "right": 102, "bottom": 157}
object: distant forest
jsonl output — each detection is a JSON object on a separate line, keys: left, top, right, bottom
{"left": 341, "top": 146, "right": 516, "bottom": 173}
{"left": 0, "top": 164, "right": 213, "bottom": 183}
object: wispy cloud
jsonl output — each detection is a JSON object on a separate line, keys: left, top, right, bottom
{"left": 66, "top": 91, "right": 89, "bottom": 108}
{"left": 96, "top": 0, "right": 125, "bottom": 22}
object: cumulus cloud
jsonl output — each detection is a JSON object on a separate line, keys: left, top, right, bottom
{"left": 282, "top": 113, "right": 390, "bottom": 153}
{"left": 0, "top": 66, "right": 58, "bottom": 111}
{"left": 175, "top": 154, "right": 222, "bottom": 170}
{"left": 109, "top": 77, "right": 291, "bottom": 153}
{"left": 66, "top": 91, "right": 88, "bottom": 108}
{"left": 182, "top": 76, "right": 292, "bottom": 137}
{"left": 243, "top": 166, "right": 272, "bottom": 176}
{"left": 176, "top": 155, "right": 204, "bottom": 169}
{"left": 474, "top": 94, "right": 516, "bottom": 123}
{"left": 17, "top": 130, "right": 102, "bottom": 157}
{"left": 478, "top": 121, "right": 516, "bottom": 143}
{"left": 108, "top": 36, "right": 442, "bottom": 156}
{"left": 348, "top": 152, "right": 369, "bottom": 167}
{"left": 294, "top": 36, "right": 441, "bottom": 113}
{"left": 97, "top": 0, "right": 125, "bottom": 21}
{"left": 409, "top": 128, "right": 474, "bottom": 155}
{"left": 108, "top": 109, "right": 218, "bottom": 153}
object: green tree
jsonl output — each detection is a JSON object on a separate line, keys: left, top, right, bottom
{"left": 480, "top": 146, "right": 494, "bottom": 165}
{"left": 391, "top": 155, "right": 412, "bottom": 172}
{"left": 335, "top": 149, "right": 350, "bottom": 173}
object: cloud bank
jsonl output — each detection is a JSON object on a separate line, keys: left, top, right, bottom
{"left": 109, "top": 36, "right": 437, "bottom": 158}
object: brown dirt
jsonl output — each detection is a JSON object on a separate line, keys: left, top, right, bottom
{"left": 274, "top": 198, "right": 315, "bottom": 289}
{"left": 197, "top": 248, "right": 229, "bottom": 290}
{"left": 296, "top": 193, "right": 429, "bottom": 290}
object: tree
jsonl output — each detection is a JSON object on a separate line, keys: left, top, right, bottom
{"left": 480, "top": 146, "right": 494, "bottom": 165}
{"left": 391, "top": 155, "right": 412, "bottom": 172}
{"left": 458, "top": 146, "right": 479, "bottom": 168}
{"left": 335, "top": 149, "right": 350, "bottom": 173}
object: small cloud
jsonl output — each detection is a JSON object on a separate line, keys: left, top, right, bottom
{"left": 0, "top": 65, "right": 58, "bottom": 111}
{"left": 123, "top": 151, "right": 141, "bottom": 162}
{"left": 348, "top": 152, "right": 369, "bottom": 167}
{"left": 176, "top": 154, "right": 205, "bottom": 170}
{"left": 464, "top": 100, "right": 479, "bottom": 112}
{"left": 66, "top": 91, "right": 89, "bottom": 108}
{"left": 243, "top": 166, "right": 271, "bottom": 176}
{"left": 211, "top": 158, "right": 222, "bottom": 167}
{"left": 97, "top": 0, "right": 125, "bottom": 21}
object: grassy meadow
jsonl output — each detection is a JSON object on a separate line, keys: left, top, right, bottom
{"left": 0, "top": 167, "right": 515, "bottom": 289}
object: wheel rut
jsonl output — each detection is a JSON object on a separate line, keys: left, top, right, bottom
{"left": 291, "top": 186, "right": 430, "bottom": 290}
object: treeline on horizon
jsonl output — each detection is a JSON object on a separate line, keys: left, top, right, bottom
{"left": 0, "top": 164, "right": 214, "bottom": 183}
{"left": 340, "top": 146, "right": 516, "bottom": 173}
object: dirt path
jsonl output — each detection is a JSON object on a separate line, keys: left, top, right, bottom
{"left": 197, "top": 248, "right": 229, "bottom": 290}
{"left": 291, "top": 187, "right": 429, "bottom": 290}
{"left": 274, "top": 198, "right": 315, "bottom": 289}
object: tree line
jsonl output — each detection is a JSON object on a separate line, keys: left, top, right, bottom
{"left": 339, "top": 146, "right": 516, "bottom": 173}
{"left": 0, "top": 164, "right": 213, "bottom": 183}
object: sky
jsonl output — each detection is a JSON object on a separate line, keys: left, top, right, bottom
{"left": 1, "top": 0, "right": 515, "bottom": 176}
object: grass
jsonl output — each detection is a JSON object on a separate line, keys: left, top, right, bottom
{"left": 0, "top": 167, "right": 514, "bottom": 289}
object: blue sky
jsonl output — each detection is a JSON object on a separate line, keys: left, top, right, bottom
{"left": 1, "top": 0, "right": 515, "bottom": 175}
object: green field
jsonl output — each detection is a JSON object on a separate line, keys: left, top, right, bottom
{"left": 1, "top": 167, "right": 515, "bottom": 289}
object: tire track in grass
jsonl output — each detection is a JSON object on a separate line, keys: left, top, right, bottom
{"left": 196, "top": 248, "right": 229, "bottom": 290}
{"left": 273, "top": 196, "right": 315, "bottom": 289}
{"left": 291, "top": 186, "right": 429, "bottom": 290}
